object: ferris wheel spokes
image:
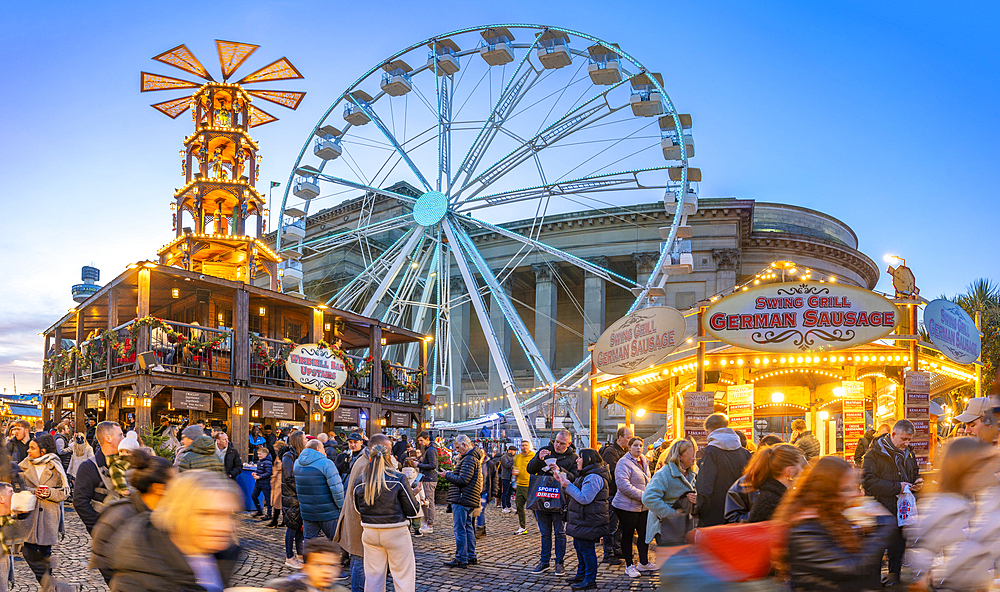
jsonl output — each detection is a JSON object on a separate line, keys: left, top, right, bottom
{"left": 301, "top": 214, "right": 413, "bottom": 253}
{"left": 298, "top": 170, "right": 418, "bottom": 205}
{"left": 441, "top": 217, "right": 534, "bottom": 440}
{"left": 347, "top": 95, "right": 432, "bottom": 192}
{"left": 457, "top": 165, "right": 671, "bottom": 212}
{"left": 452, "top": 78, "right": 632, "bottom": 203}
{"left": 450, "top": 38, "right": 544, "bottom": 195}
{"left": 459, "top": 214, "right": 636, "bottom": 291}
{"left": 328, "top": 228, "right": 416, "bottom": 310}
{"left": 360, "top": 226, "right": 426, "bottom": 318}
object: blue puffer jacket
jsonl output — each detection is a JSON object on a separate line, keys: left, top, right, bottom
{"left": 293, "top": 447, "right": 345, "bottom": 522}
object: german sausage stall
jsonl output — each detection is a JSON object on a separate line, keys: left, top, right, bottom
{"left": 590, "top": 266, "right": 981, "bottom": 469}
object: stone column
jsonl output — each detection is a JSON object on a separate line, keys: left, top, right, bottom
{"left": 583, "top": 257, "right": 607, "bottom": 359}
{"left": 532, "top": 263, "right": 558, "bottom": 374}
{"left": 448, "top": 276, "right": 469, "bottom": 424}
{"left": 712, "top": 249, "right": 741, "bottom": 292}
{"left": 488, "top": 271, "right": 512, "bottom": 406}
{"left": 633, "top": 252, "right": 659, "bottom": 286}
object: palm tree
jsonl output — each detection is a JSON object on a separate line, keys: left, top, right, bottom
{"left": 951, "top": 279, "right": 1000, "bottom": 396}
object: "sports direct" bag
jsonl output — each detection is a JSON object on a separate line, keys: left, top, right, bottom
{"left": 526, "top": 474, "right": 565, "bottom": 513}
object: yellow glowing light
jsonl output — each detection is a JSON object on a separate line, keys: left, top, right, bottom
{"left": 819, "top": 410, "right": 830, "bottom": 420}
{"left": 771, "top": 392, "right": 784, "bottom": 403}
{"left": 635, "top": 408, "right": 646, "bottom": 418}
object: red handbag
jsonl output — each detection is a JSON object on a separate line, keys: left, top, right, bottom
{"left": 691, "top": 521, "right": 779, "bottom": 581}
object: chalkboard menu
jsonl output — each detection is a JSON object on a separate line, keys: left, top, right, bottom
{"left": 333, "top": 407, "right": 360, "bottom": 425}
{"left": 262, "top": 400, "right": 295, "bottom": 420}
{"left": 391, "top": 412, "right": 411, "bottom": 428}
{"left": 171, "top": 390, "right": 213, "bottom": 412}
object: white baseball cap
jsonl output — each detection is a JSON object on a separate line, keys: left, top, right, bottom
{"left": 955, "top": 397, "right": 990, "bottom": 423}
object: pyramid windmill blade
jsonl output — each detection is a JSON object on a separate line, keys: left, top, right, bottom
{"left": 246, "top": 90, "right": 306, "bottom": 110}
{"left": 152, "top": 44, "right": 213, "bottom": 80}
{"left": 216, "top": 40, "right": 259, "bottom": 80}
{"left": 248, "top": 104, "right": 279, "bottom": 127}
{"left": 237, "top": 57, "right": 304, "bottom": 84}
{"left": 151, "top": 96, "right": 194, "bottom": 118}
{"left": 141, "top": 72, "right": 200, "bottom": 92}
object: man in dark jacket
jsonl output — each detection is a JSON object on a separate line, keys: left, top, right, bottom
{"left": 862, "top": 419, "right": 921, "bottom": 586}
{"left": 5, "top": 420, "right": 31, "bottom": 463}
{"left": 335, "top": 433, "right": 365, "bottom": 488}
{"left": 790, "top": 419, "right": 821, "bottom": 461}
{"left": 526, "top": 429, "right": 579, "bottom": 576}
{"left": 695, "top": 414, "right": 752, "bottom": 528}
{"left": 498, "top": 445, "right": 516, "bottom": 512}
{"left": 295, "top": 439, "right": 346, "bottom": 541}
{"left": 443, "top": 435, "right": 482, "bottom": 568}
{"left": 214, "top": 432, "right": 242, "bottom": 480}
{"left": 263, "top": 424, "right": 277, "bottom": 459}
{"left": 598, "top": 426, "right": 631, "bottom": 565}
{"left": 73, "top": 421, "right": 124, "bottom": 534}
{"left": 391, "top": 434, "right": 408, "bottom": 466}
{"left": 319, "top": 432, "right": 339, "bottom": 463}
{"left": 416, "top": 431, "right": 438, "bottom": 534}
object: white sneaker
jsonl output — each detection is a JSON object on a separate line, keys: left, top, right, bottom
{"left": 284, "top": 557, "right": 303, "bottom": 569}
{"left": 638, "top": 562, "right": 657, "bottom": 572}
{"left": 625, "top": 565, "right": 640, "bottom": 578}
{"left": 515, "top": 527, "right": 528, "bottom": 535}
{"left": 502, "top": 508, "right": 512, "bottom": 514}
{"left": 419, "top": 525, "right": 434, "bottom": 534}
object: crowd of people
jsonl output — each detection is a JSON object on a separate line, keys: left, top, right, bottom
{"left": 0, "top": 393, "right": 996, "bottom": 592}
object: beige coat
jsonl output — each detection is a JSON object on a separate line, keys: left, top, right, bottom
{"left": 270, "top": 456, "right": 283, "bottom": 510}
{"left": 18, "top": 454, "right": 70, "bottom": 546}
{"left": 334, "top": 449, "right": 370, "bottom": 557}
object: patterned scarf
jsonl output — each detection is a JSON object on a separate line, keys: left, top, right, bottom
{"left": 0, "top": 514, "right": 14, "bottom": 555}
{"left": 106, "top": 453, "right": 131, "bottom": 495}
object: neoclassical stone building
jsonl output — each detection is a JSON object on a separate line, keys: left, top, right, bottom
{"left": 268, "top": 186, "right": 879, "bottom": 440}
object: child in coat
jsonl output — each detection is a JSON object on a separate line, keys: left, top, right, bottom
{"left": 251, "top": 446, "right": 273, "bottom": 520}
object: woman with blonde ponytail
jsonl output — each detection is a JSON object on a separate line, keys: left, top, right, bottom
{"left": 354, "top": 442, "right": 420, "bottom": 592}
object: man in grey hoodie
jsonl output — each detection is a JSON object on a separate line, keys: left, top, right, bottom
{"left": 694, "top": 414, "right": 751, "bottom": 527}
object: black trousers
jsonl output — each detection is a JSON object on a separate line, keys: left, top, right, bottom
{"left": 22, "top": 542, "right": 51, "bottom": 583}
{"left": 886, "top": 524, "right": 905, "bottom": 576}
{"left": 614, "top": 507, "right": 649, "bottom": 566}
{"left": 603, "top": 503, "right": 620, "bottom": 556}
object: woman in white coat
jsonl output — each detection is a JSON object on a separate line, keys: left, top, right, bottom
{"left": 908, "top": 437, "right": 1000, "bottom": 592}
{"left": 612, "top": 437, "right": 653, "bottom": 578}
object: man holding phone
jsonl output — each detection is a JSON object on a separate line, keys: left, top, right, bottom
{"left": 526, "top": 430, "right": 578, "bottom": 576}
{"left": 861, "top": 419, "right": 921, "bottom": 587}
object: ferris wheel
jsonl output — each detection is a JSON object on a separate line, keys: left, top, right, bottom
{"left": 277, "top": 24, "right": 698, "bottom": 440}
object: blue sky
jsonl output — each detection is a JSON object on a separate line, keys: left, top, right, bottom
{"left": 1, "top": 1, "right": 997, "bottom": 394}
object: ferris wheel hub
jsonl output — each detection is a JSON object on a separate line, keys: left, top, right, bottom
{"left": 412, "top": 190, "right": 449, "bottom": 226}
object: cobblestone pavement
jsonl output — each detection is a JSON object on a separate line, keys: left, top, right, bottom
{"left": 12, "top": 504, "right": 661, "bottom": 591}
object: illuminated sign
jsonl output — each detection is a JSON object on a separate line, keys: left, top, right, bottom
{"left": 284, "top": 345, "right": 348, "bottom": 391}
{"left": 923, "top": 299, "right": 980, "bottom": 365}
{"left": 703, "top": 282, "right": 899, "bottom": 353}
{"left": 593, "top": 306, "right": 687, "bottom": 375}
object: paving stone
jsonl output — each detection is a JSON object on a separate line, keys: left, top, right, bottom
{"left": 10, "top": 503, "right": 660, "bottom": 591}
